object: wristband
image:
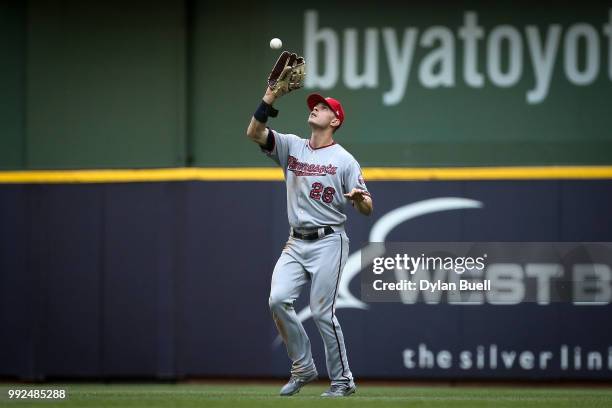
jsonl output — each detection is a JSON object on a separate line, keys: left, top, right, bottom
{"left": 254, "top": 100, "right": 279, "bottom": 123}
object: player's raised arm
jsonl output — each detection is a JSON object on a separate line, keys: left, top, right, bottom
{"left": 246, "top": 89, "right": 276, "bottom": 146}
{"left": 246, "top": 51, "right": 305, "bottom": 146}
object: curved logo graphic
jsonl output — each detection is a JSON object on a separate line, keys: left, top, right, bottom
{"left": 274, "top": 197, "right": 483, "bottom": 346}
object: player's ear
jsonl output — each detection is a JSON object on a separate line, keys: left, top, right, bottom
{"left": 331, "top": 118, "right": 340, "bottom": 128}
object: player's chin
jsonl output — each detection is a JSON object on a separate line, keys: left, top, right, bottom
{"left": 308, "top": 118, "right": 325, "bottom": 128}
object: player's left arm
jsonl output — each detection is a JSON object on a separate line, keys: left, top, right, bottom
{"left": 343, "top": 161, "right": 373, "bottom": 216}
{"left": 344, "top": 188, "right": 373, "bottom": 216}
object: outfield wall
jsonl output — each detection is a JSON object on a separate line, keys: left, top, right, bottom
{"left": 1, "top": 178, "right": 611, "bottom": 380}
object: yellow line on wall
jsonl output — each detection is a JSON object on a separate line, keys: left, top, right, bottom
{"left": 0, "top": 166, "right": 612, "bottom": 184}
{"left": 0, "top": 168, "right": 283, "bottom": 183}
{"left": 363, "top": 166, "right": 612, "bottom": 180}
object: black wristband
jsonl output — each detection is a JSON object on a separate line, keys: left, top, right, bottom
{"left": 254, "top": 100, "right": 279, "bottom": 123}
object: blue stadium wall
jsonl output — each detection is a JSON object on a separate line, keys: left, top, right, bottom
{"left": 1, "top": 179, "right": 611, "bottom": 381}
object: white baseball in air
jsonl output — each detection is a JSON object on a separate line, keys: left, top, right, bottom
{"left": 270, "top": 38, "right": 282, "bottom": 49}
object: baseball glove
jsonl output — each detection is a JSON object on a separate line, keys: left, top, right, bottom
{"left": 268, "top": 51, "right": 306, "bottom": 97}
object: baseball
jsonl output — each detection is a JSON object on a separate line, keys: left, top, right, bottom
{"left": 270, "top": 38, "right": 282, "bottom": 49}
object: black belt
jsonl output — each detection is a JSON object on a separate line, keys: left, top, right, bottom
{"left": 291, "top": 226, "right": 335, "bottom": 241}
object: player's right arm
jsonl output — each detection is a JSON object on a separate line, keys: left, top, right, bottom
{"left": 246, "top": 89, "right": 278, "bottom": 146}
{"left": 247, "top": 88, "right": 276, "bottom": 146}
{"left": 248, "top": 51, "right": 304, "bottom": 146}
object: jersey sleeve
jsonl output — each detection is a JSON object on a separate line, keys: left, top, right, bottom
{"left": 343, "top": 159, "right": 370, "bottom": 197}
{"left": 260, "top": 128, "right": 301, "bottom": 169}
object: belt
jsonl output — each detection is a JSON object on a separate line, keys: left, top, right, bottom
{"left": 291, "top": 226, "right": 335, "bottom": 241}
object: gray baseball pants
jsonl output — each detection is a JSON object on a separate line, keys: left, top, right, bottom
{"left": 268, "top": 230, "right": 354, "bottom": 385}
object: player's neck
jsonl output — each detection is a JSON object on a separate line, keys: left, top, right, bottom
{"left": 309, "top": 129, "right": 334, "bottom": 149}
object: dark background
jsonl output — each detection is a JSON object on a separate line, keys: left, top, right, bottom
{"left": 1, "top": 180, "right": 611, "bottom": 380}
{"left": 1, "top": 0, "right": 612, "bottom": 381}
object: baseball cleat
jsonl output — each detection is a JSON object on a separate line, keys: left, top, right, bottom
{"left": 320, "top": 382, "right": 356, "bottom": 397}
{"left": 279, "top": 371, "right": 318, "bottom": 396}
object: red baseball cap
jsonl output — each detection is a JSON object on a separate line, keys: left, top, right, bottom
{"left": 307, "top": 93, "right": 345, "bottom": 129}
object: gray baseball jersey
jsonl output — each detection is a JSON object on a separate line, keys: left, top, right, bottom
{"left": 262, "top": 127, "right": 369, "bottom": 387}
{"left": 263, "top": 128, "right": 369, "bottom": 229}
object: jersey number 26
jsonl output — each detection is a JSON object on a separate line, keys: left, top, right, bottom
{"left": 310, "top": 182, "right": 335, "bottom": 203}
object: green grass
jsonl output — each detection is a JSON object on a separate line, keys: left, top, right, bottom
{"left": 1, "top": 383, "right": 612, "bottom": 408}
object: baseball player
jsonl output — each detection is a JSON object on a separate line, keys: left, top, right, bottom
{"left": 246, "top": 52, "right": 372, "bottom": 397}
